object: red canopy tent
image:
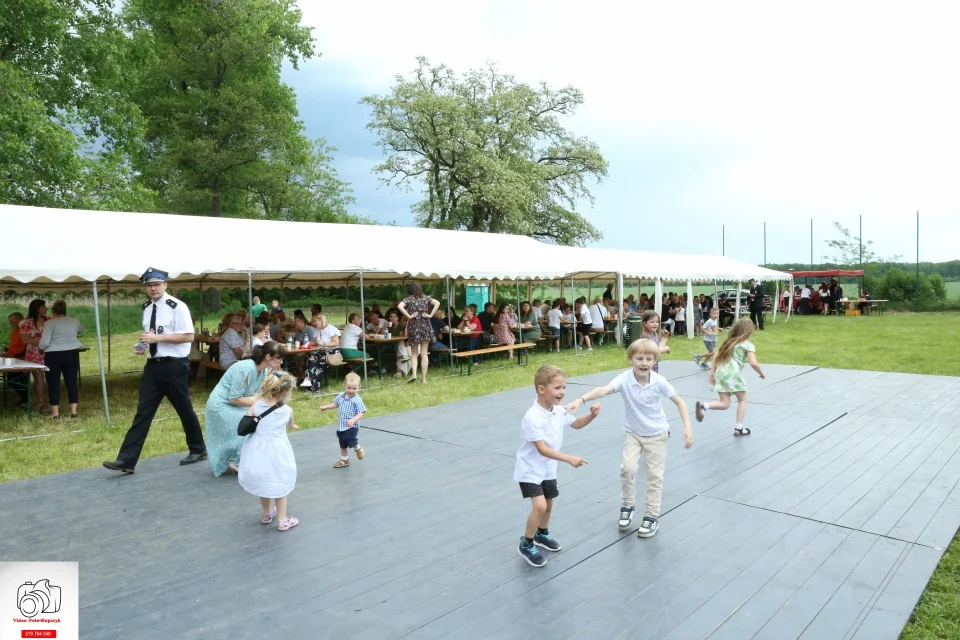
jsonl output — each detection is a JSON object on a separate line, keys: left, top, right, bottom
{"left": 788, "top": 269, "right": 864, "bottom": 277}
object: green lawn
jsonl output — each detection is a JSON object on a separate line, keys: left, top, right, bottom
{"left": 1, "top": 310, "right": 958, "bottom": 637}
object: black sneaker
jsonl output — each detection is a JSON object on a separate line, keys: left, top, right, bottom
{"left": 637, "top": 516, "right": 659, "bottom": 538}
{"left": 518, "top": 538, "right": 547, "bottom": 567}
{"left": 618, "top": 506, "right": 635, "bottom": 530}
{"left": 534, "top": 530, "right": 561, "bottom": 552}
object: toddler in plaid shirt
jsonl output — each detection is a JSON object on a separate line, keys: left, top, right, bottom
{"left": 320, "top": 372, "right": 367, "bottom": 468}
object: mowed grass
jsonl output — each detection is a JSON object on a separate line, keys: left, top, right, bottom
{"left": 2, "top": 310, "right": 959, "bottom": 637}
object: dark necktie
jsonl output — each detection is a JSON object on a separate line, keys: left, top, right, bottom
{"left": 149, "top": 304, "right": 158, "bottom": 357}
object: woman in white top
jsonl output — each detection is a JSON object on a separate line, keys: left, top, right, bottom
{"left": 302, "top": 315, "right": 341, "bottom": 393}
{"left": 340, "top": 313, "right": 369, "bottom": 359}
{"left": 38, "top": 300, "right": 84, "bottom": 419}
{"left": 576, "top": 299, "right": 593, "bottom": 350}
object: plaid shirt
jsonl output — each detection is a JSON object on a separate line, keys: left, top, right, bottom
{"left": 334, "top": 392, "right": 366, "bottom": 431}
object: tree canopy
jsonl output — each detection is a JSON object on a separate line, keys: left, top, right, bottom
{"left": 2, "top": 0, "right": 359, "bottom": 222}
{"left": 363, "top": 58, "right": 608, "bottom": 246}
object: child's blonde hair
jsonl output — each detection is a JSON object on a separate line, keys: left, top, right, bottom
{"left": 534, "top": 364, "right": 566, "bottom": 389}
{"left": 344, "top": 372, "right": 361, "bottom": 386}
{"left": 260, "top": 371, "right": 296, "bottom": 403}
{"left": 626, "top": 338, "right": 660, "bottom": 360}
{"left": 714, "top": 318, "right": 754, "bottom": 367}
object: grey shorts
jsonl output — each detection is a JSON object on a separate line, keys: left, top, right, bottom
{"left": 703, "top": 340, "right": 716, "bottom": 353}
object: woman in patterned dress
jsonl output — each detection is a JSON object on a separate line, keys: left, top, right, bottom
{"left": 491, "top": 303, "right": 517, "bottom": 360}
{"left": 205, "top": 341, "right": 283, "bottom": 476}
{"left": 398, "top": 282, "right": 440, "bottom": 384}
{"left": 19, "top": 299, "right": 50, "bottom": 414}
{"left": 695, "top": 318, "right": 766, "bottom": 436}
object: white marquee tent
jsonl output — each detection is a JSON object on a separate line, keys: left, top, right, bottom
{"left": 0, "top": 205, "right": 793, "bottom": 425}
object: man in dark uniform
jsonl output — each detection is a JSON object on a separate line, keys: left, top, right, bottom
{"left": 104, "top": 268, "right": 207, "bottom": 474}
{"left": 748, "top": 278, "right": 765, "bottom": 330}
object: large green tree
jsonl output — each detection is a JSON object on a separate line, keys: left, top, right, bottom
{"left": 363, "top": 58, "right": 608, "bottom": 246}
{"left": 123, "top": 0, "right": 355, "bottom": 220}
{"left": 0, "top": 0, "right": 151, "bottom": 209}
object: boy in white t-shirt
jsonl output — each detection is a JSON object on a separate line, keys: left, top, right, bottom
{"left": 566, "top": 339, "right": 693, "bottom": 538}
{"left": 546, "top": 302, "right": 563, "bottom": 352}
{"left": 515, "top": 365, "right": 601, "bottom": 567}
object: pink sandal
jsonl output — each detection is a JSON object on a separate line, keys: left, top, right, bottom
{"left": 261, "top": 506, "right": 277, "bottom": 524}
{"left": 278, "top": 517, "right": 299, "bottom": 531}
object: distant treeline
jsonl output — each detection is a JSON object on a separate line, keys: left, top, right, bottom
{"left": 766, "top": 261, "right": 960, "bottom": 280}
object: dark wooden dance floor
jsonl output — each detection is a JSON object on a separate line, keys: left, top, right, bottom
{"left": 3, "top": 361, "right": 960, "bottom": 639}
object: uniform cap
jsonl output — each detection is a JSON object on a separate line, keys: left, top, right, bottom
{"left": 141, "top": 267, "right": 169, "bottom": 284}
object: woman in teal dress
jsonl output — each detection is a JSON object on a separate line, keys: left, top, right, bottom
{"left": 205, "top": 341, "right": 284, "bottom": 476}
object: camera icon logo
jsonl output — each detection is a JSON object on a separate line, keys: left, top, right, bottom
{"left": 17, "top": 579, "right": 61, "bottom": 618}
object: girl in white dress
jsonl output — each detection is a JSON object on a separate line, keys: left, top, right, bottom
{"left": 239, "top": 371, "right": 301, "bottom": 531}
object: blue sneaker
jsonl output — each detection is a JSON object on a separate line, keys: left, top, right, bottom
{"left": 518, "top": 538, "right": 547, "bottom": 567}
{"left": 534, "top": 530, "right": 561, "bottom": 552}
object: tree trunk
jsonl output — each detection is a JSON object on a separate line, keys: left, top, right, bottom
{"left": 207, "top": 288, "right": 222, "bottom": 313}
{"left": 212, "top": 172, "right": 223, "bottom": 217}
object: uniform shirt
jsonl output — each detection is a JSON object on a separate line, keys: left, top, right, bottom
{"left": 513, "top": 401, "right": 576, "bottom": 484}
{"left": 334, "top": 392, "right": 366, "bottom": 431}
{"left": 609, "top": 369, "right": 676, "bottom": 436}
{"left": 142, "top": 293, "right": 193, "bottom": 358}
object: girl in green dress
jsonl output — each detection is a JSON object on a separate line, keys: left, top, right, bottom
{"left": 695, "top": 318, "right": 766, "bottom": 436}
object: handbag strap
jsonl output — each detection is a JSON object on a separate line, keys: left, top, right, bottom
{"left": 253, "top": 402, "right": 283, "bottom": 422}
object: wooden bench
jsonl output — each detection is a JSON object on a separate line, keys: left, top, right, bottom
{"left": 326, "top": 357, "right": 376, "bottom": 384}
{"left": 199, "top": 360, "right": 225, "bottom": 387}
{"left": 453, "top": 343, "right": 535, "bottom": 375}
{"left": 591, "top": 329, "right": 616, "bottom": 347}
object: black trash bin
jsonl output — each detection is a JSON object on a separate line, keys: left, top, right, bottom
{"left": 626, "top": 317, "right": 643, "bottom": 347}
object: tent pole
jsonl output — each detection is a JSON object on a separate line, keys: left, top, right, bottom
{"left": 199, "top": 276, "right": 205, "bottom": 334}
{"left": 736, "top": 281, "right": 743, "bottom": 321}
{"left": 446, "top": 277, "right": 454, "bottom": 375}
{"left": 570, "top": 275, "right": 577, "bottom": 354}
{"left": 686, "top": 280, "right": 694, "bottom": 339}
{"left": 106, "top": 280, "right": 111, "bottom": 373}
{"left": 588, "top": 278, "right": 593, "bottom": 302}
{"left": 787, "top": 278, "right": 794, "bottom": 322}
{"left": 247, "top": 273, "right": 254, "bottom": 345}
{"left": 616, "top": 272, "right": 624, "bottom": 347}
{"left": 654, "top": 279, "right": 662, "bottom": 319}
{"left": 91, "top": 280, "right": 111, "bottom": 428}
{"left": 516, "top": 280, "right": 523, "bottom": 344}
{"left": 773, "top": 281, "right": 779, "bottom": 324}
{"left": 359, "top": 272, "right": 368, "bottom": 389}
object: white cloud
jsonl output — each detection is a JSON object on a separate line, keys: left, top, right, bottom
{"left": 296, "top": 0, "right": 960, "bottom": 261}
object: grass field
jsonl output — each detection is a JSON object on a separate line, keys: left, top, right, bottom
{"left": 946, "top": 280, "right": 960, "bottom": 298}
{"left": 1, "top": 310, "right": 958, "bottom": 637}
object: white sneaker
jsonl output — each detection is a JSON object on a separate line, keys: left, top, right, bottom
{"left": 694, "top": 354, "right": 701, "bottom": 366}
{"left": 618, "top": 506, "right": 635, "bottom": 530}
{"left": 300, "top": 378, "right": 311, "bottom": 388}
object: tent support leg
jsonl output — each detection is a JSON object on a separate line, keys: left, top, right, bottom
{"left": 616, "top": 272, "right": 624, "bottom": 347}
{"left": 92, "top": 280, "right": 111, "bottom": 428}
{"left": 359, "top": 272, "right": 368, "bottom": 389}
{"left": 107, "top": 281, "right": 112, "bottom": 373}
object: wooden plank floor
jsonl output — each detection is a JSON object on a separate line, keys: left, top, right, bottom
{"left": 2, "top": 360, "right": 958, "bottom": 639}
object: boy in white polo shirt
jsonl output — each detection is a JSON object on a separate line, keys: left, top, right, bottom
{"left": 566, "top": 339, "right": 694, "bottom": 538}
{"left": 515, "top": 365, "right": 601, "bottom": 567}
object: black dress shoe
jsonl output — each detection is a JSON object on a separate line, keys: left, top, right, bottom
{"left": 180, "top": 452, "right": 208, "bottom": 465}
{"left": 103, "top": 460, "right": 135, "bottom": 474}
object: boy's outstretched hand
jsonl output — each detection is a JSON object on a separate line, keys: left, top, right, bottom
{"left": 566, "top": 455, "right": 588, "bottom": 468}
{"left": 682, "top": 427, "right": 694, "bottom": 448}
{"left": 589, "top": 403, "right": 601, "bottom": 417}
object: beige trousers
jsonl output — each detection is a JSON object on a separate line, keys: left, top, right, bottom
{"left": 620, "top": 431, "right": 668, "bottom": 516}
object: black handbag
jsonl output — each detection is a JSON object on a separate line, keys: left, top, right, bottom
{"left": 237, "top": 402, "right": 283, "bottom": 436}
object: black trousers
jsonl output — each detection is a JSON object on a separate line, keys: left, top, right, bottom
{"left": 44, "top": 349, "right": 80, "bottom": 406}
{"left": 117, "top": 357, "right": 206, "bottom": 467}
{"left": 750, "top": 307, "right": 765, "bottom": 330}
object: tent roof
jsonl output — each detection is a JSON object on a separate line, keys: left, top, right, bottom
{"left": 0, "top": 204, "right": 792, "bottom": 292}
{"left": 788, "top": 269, "right": 864, "bottom": 277}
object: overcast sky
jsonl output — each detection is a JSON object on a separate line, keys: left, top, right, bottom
{"left": 286, "top": 0, "right": 960, "bottom": 265}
